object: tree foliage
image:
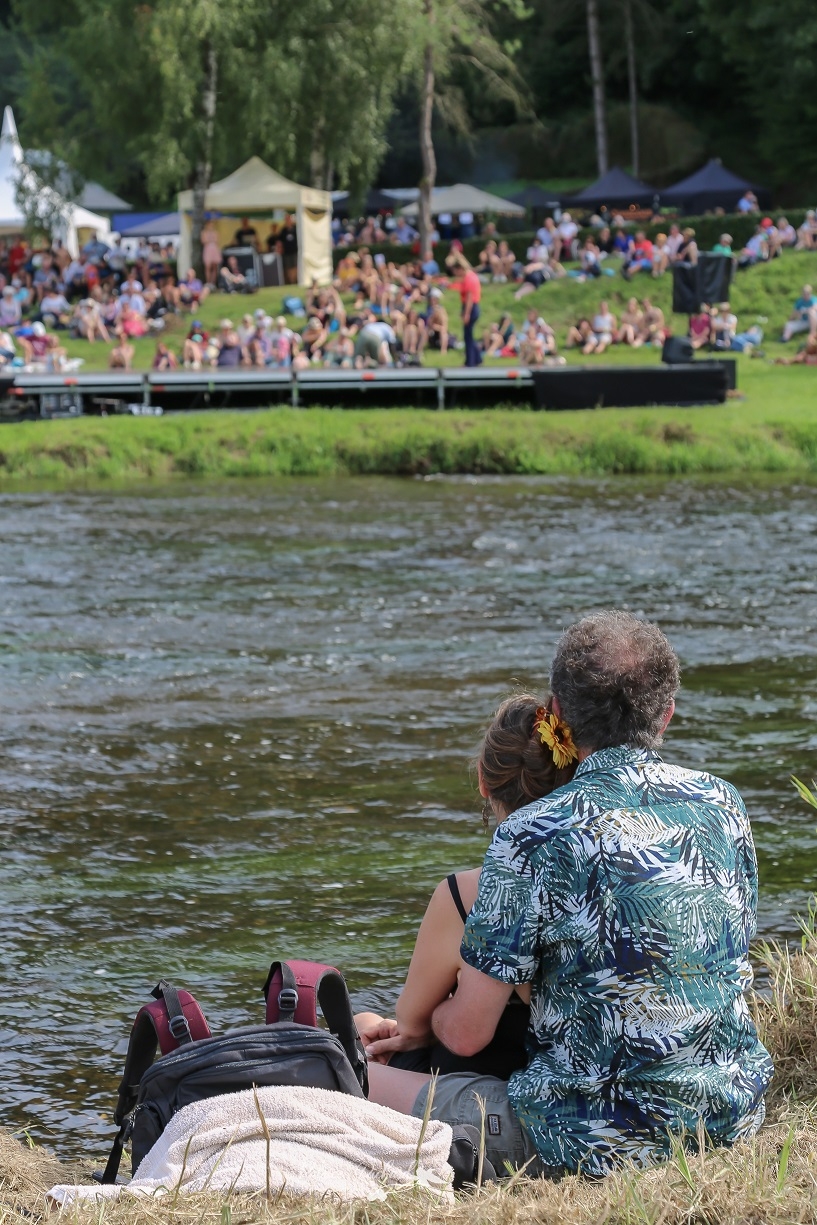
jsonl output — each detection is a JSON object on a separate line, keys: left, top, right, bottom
{"left": 6, "top": 0, "right": 817, "bottom": 204}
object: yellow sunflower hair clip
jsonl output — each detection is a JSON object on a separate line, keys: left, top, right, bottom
{"left": 533, "top": 707, "right": 578, "bottom": 770}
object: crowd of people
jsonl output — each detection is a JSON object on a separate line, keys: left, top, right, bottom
{"left": 1, "top": 198, "right": 816, "bottom": 374}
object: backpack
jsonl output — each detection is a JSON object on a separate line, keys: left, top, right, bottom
{"left": 102, "top": 960, "right": 367, "bottom": 1183}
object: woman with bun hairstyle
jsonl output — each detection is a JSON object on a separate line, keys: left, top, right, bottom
{"left": 355, "top": 694, "right": 578, "bottom": 1078}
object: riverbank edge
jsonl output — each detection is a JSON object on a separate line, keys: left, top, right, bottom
{"left": 3, "top": 931, "right": 817, "bottom": 1224}
{"left": 2, "top": 406, "right": 817, "bottom": 483}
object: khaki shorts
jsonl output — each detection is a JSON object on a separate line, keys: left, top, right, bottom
{"left": 412, "top": 1072, "right": 541, "bottom": 1177}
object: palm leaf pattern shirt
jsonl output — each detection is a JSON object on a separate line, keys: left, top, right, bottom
{"left": 461, "top": 746, "right": 773, "bottom": 1176}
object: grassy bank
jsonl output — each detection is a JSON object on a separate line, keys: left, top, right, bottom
{"left": 3, "top": 924, "right": 817, "bottom": 1223}
{"left": 3, "top": 383, "right": 817, "bottom": 482}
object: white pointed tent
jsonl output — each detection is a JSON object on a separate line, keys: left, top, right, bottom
{"left": 177, "top": 157, "right": 332, "bottom": 285}
{"left": 0, "top": 106, "right": 111, "bottom": 256}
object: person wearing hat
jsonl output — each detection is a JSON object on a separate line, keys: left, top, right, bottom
{"left": 215, "top": 319, "right": 245, "bottom": 367}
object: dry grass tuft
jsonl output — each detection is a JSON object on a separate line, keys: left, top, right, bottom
{"left": 756, "top": 906, "right": 817, "bottom": 1107}
{"left": 3, "top": 925, "right": 817, "bottom": 1225}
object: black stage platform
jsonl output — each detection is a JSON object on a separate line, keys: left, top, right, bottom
{"left": 0, "top": 360, "right": 736, "bottom": 420}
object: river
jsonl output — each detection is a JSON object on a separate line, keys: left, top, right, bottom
{"left": 1, "top": 474, "right": 815, "bottom": 1157}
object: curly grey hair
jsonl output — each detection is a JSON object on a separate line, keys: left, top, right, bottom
{"left": 550, "top": 610, "right": 680, "bottom": 752}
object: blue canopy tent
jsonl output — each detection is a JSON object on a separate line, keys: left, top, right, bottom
{"left": 660, "top": 160, "right": 769, "bottom": 214}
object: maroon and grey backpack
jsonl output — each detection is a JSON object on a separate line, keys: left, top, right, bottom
{"left": 102, "top": 959, "right": 368, "bottom": 1182}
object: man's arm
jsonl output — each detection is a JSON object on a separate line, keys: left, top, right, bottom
{"left": 431, "top": 963, "right": 513, "bottom": 1057}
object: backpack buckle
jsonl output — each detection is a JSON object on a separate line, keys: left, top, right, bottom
{"left": 277, "top": 987, "right": 299, "bottom": 1016}
{"left": 168, "top": 1014, "right": 192, "bottom": 1042}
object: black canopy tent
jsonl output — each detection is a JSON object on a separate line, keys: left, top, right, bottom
{"left": 566, "top": 166, "right": 658, "bottom": 212}
{"left": 508, "top": 184, "right": 561, "bottom": 210}
{"left": 660, "top": 160, "right": 769, "bottom": 214}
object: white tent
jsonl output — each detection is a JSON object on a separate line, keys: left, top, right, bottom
{"left": 400, "top": 184, "right": 525, "bottom": 218}
{"left": 177, "top": 157, "right": 332, "bottom": 285}
{"left": 0, "top": 106, "right": 111, "bottom": 256}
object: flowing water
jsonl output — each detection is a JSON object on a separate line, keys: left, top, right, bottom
{"left": 1, "top": 473, "right": 816, "bottom": 1158}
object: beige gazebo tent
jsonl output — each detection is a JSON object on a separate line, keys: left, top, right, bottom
{"left": 177, "top": 157, "right": 332, "bottom": 285}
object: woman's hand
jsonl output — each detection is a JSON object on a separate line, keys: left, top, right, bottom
{"left": 355, "top": 1013, "right": 431, "bottom": 1063}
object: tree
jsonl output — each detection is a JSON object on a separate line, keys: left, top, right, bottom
{"left": 408, "top": 0, "right": 530, "bottom": 254}
{"left": 586, "top": 0, "right": 608, "bottom": 176}
{"left": 622, "top": 0, "right": 638, "bottom": 176}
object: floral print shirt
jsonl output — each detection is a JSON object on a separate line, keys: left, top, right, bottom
{"left": 461, "top": 746, "right": 773, "bottom": 1176}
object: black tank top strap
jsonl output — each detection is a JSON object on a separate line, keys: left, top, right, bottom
{"left": 446, "top": 873, "right": 469, "bottom": 923}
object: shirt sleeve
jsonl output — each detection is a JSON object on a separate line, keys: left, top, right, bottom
{"left": 460, "top": 821, "right": 544, "bottom": 984}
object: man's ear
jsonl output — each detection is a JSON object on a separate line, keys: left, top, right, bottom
{"left": 660, "top": 699, "right": 675, "bottom": 734}
{"left": 477, "top": 759, "right": 489, "bottom": 799}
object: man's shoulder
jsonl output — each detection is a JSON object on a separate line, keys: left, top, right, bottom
{"left": 500, "top": 754, "right": 746, "bottom": 840}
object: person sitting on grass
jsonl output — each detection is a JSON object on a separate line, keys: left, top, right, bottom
{"left": 483, "top": 312, "right": 516, "bottom": 359}
{"left": 178, "top": 267, "right": 207, "bottom": 311}
{"left": 182, "top": 319, "right": 209, "bottom": 365}
{"left": 797, "top": 212, "right": 817, "bottom": 251}
{"left": 672, "top": 227, "right": 698, "bottom": 266}
{"left": 474, "top": 239, "right": 497, "bottom": 278}
{"left": 17, "top": 320, "right": 51, "bottom": 365}
{"left": 218, "top": 255, "right": 250, "bottom": 294}
{"left": 710, "top": 302, "right": 738, "bottom": 349}
{"left": 109, "top": 327, "right": 135, "bottom": 370}
{"left": 711, "top": 233, "right": 733, "bottom": 257}
{"left": 364, "top": 611, "right": 773, "bottom": 1181}
{"left": 38, "top": 287, "right": 72, "bottom": 329}
{"left": 651, "top": 233, "right": 669, "bottom": 277}
{"left": 587, "top": 300, "right": 616, "bottom": 354}
{"left": 518, "top": 316, "right": 557, "bottom": 366}
{"left": 72, "top": 298, "right": 110, "bottom": 343}
{"left": 489, "top": 240, "right": 516, "bottom": 283}
{"left": 566, "top": 317, "right": 595, "bottom": 351}
{"left": 355, "top": 693, "right": 577, "bottom": 1082}
{"left": 738, "top": 226, "right": 769, "bottom": 269}
{"left": 424, "top": 290, "right": 449, "bottom": 354}
{"left": 214, "top": 319, "right": 248, "bottom": 367}
{"left": 616, "top": 297, "right": 644, "bottom": 347}
{"left": 0, "top": 327, "right": 17, "bottom": 369}
{"left": 781, "top": 285, "right": 817, "bottom": 343}
{"left": 622, "top": 230, "right": 653, "bottom": 280}
{"left": 638, "top": 298, "right": 667, "bottom": 346}
{"left": 0, "top": 285, "right": 22, "bottom": 329}
{"left": 775, "top": 217, "right": 797, "bottom": 249}
{"left": 777, "top": 336, "right": 817, "bottom": 366}
{"left": 689, "top": 304, "right": 713, "bottom": 350}
{"left": 612, "top": 228, "right": 634, "bottom": 260}
{"left": 152, "top": 340, "right": 178, "bottom": 371}
{"left": 579, "top": 238, "right": 603, "bottom": 279}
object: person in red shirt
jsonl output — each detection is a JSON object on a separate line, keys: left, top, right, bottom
{"left": 450, "top": 255, "right": 483, "bottom": 367}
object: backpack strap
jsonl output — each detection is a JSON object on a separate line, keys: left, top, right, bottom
{"left": 101, "top": 982, "right": 210, "bottom": 1183}
{"left": 263, "top": 959, "right": 368, "bottom": 1095}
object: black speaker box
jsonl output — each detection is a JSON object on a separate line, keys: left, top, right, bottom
{"left": 662, "top": 336, "right": 694, "bottom": 364}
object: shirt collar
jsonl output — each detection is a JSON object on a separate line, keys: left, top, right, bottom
{"left": 574, "top": 744, "right": 661, "bottom": 777}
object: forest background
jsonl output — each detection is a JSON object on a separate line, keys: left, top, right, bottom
{"left": 0, "top": 0, "right": 815, "bottom": 221}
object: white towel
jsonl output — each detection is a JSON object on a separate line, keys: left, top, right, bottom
{"left": 49, "top": 1086, "right": 453, "bottom": 1205}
